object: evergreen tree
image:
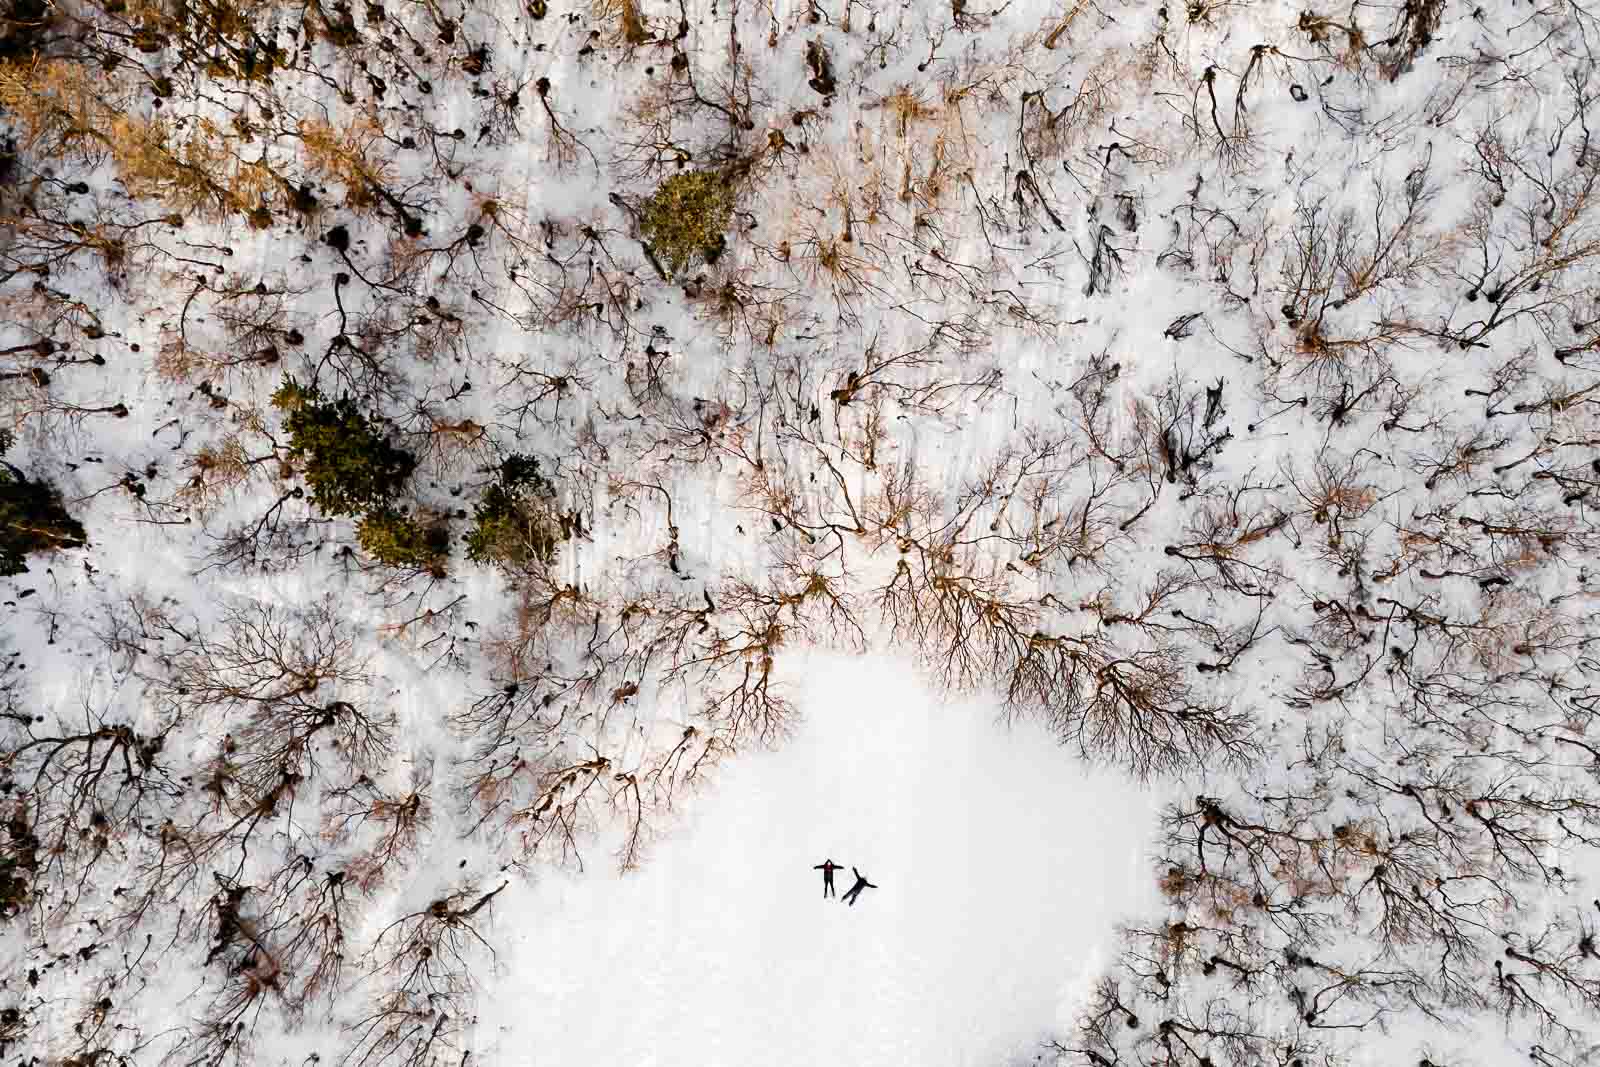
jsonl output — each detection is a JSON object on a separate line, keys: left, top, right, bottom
{"left": 0, "top": 429, "right": 87, "bottom": 575}
{"left": 357, "top": 508, "right": 449, "bottom": 571}
{"left": 639, "top": 170, "right": 733, "bottom": 279}
{"left": 465, "top": 454, "right": 564, "bottom": 568}
{"left": 271, "top": 378, "right": 416, "bottom": 517}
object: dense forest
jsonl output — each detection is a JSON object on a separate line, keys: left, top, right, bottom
{"left": 3, "top": 0, "right": 1600, "bottom": 1063}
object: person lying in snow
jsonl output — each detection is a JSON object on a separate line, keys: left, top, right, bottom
{"left": 813, "top": 858, "right": 843, "bottom": 898}
{"left": 841, "top": 868, "right": 877, "bottom": 907}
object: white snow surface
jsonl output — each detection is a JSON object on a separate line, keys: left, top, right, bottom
{"left": 5, "top": 0, "right": 1600, "bottom": 1061}
{"left": 478, "top": 649, "right": 1160, "bottom": 1067}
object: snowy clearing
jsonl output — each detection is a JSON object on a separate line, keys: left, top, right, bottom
{"left": 479, "top": 649, "right": 1161, "bottom": 1067}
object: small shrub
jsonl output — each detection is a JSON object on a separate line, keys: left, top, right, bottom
{"left": 271, "top": 377, "right": 416, "bottom": 516}
{"left": 0, "top": 430, "right": 87, "bottom": 576}
{"left": 639, "top": 169, "right": 733, "bottom": 278}
{"left": 465, "top": 455, "right": 565, "bottom": 568}
{"left": 357, "top": 508, "right": 449, "bottom": 571}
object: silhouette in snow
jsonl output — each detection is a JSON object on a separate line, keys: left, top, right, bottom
{"left": 841, "top": 868, "right": 877, "bottom": 907}
{"left": 813, "top": 859, "right": 843, "bottom": 898}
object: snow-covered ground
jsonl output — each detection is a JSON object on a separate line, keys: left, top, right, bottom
{"left": 7, "top": 0, "right": 1600, "bottom": 1063}
{"left": 479, "top": 649, "right": 1160, "bottom": 1067}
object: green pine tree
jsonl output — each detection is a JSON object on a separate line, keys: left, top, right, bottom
{"left": 271, "top": 377, "right": 417, "bottom": 516}
{"left": 465, "top": 454, "right": 565, "bottom": 568}
{"left": 357, "top": 508, "right": 449, "bottom": 571}
{"left": 639, "top": 169, "right": 733, "bottom": 279}
{"left": 0, "top": 429, "right": 87, "bottom": 576}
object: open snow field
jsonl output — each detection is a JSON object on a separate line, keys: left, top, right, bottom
{"left": 480, "top": 650, "right": 1161, "bottom": 1067}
